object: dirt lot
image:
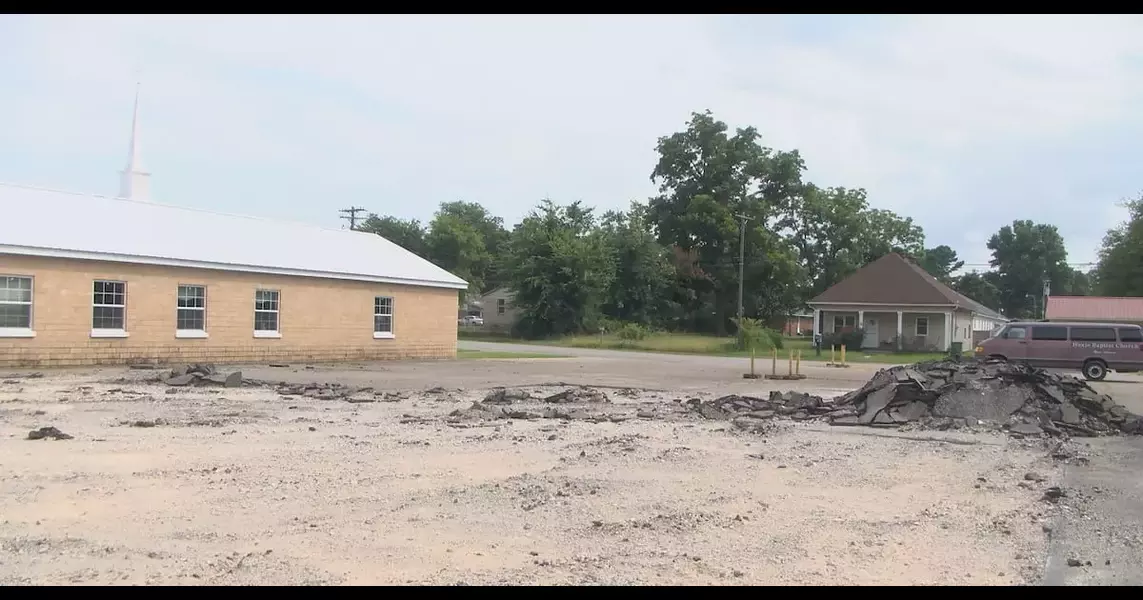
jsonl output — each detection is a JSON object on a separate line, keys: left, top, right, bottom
{"left": 1, "top": 347, "right": 1139, "bottom": 586}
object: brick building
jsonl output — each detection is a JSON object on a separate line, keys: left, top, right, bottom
{"left": 0, "top": 93, "right": 466, "bottom": 368}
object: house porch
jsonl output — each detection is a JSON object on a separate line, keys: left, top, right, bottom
{"left": 816, "top": 308, "right": 954, "bottom": 352}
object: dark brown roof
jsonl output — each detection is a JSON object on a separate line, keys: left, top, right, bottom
{"left": 809, "top": 253, "right": 1005, "bottom": 319}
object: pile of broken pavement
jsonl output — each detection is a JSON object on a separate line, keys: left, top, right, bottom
{"left": 163, "top": 364, "right": 244, "bottom": 388}
{"left": 692, "top": 358, "right": 1143, "bottom": 438}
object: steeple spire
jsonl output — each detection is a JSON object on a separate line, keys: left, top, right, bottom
{"left": 118, "top": 82, "right": 151, "bottom": 201}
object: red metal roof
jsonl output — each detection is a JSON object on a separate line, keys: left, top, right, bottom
{"left": 1046, "top": 296, "right": 1143, "bottom": 321}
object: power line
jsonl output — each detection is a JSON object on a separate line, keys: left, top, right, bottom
{"left": 339, "top": 206, "right": 367, "bottom": 231}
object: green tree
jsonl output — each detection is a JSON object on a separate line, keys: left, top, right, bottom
{"left": 858, "top": 208, "right": 925, "bottom": 263}
{"left": 598, "top": 202, "right": 675, "bottom": 326}
{"left": 504, "top": 199, "right": 614, "bottom": 338}
{"left": 357, "top": 214, "right": 427, "bottom": 257}
{"left": 425, "top": 212, "right": 490, "bottom": 296}
{"left": 919, "top": 245, "right": 964, "bottom": 284}
{"left": 1094, "top": 196, "right": 1143, "bottom": 296}
{"left": 647, "top": 110, "right": 804, "bottom": 334}
{"left": 953, "top": 271, "right": 1003, "bottom": 312}
{"left": 986, "top": 220, "right": 1070, "bottom": 318}
{"left": 423, "top": 201, "right": 510, "bottom": 296}
{"left": 790, "top": 185, "right": 927, "bottom": 299}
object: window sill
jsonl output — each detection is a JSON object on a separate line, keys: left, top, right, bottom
{"left": 176, "top": 330, "right": 209, "bottom": 339}
{"left": 91, "top": 329, "right": 129, "bottom": 339}
{"left": 254, "top": 330, "right": 282, "bottom": 339}
{"left": 0, "top": 328, "right": 36, "bottom": 338}
{"left": 373, "top": 331, "right": 395, "bottom": 340}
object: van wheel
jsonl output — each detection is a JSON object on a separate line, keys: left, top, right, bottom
{"left": 987, "top": 354, "right": 1007, "bottom": 362}
{"left": 1082, "top": 359, "right": 1108, "bottom": 381}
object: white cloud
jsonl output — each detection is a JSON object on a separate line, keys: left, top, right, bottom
{"left": 1, "top": 14, "right": 1141, "bottom": 268}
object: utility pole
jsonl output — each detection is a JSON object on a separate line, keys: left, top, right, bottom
{"left": 1042, "top": 279, "right": 1051, "bottom": 320}
{"left": 339, "top": 206, "right": 366, "bottom": 231}
{"left": 735, "top": 213, "right": 753, "bottom": 322}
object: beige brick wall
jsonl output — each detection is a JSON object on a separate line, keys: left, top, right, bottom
{"left": 0, "top": 254, "right": 459, "bottom": 368}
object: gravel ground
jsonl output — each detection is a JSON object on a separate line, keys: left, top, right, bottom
{"left": 0, "top": 367, "right": 1069, "bottom": 586}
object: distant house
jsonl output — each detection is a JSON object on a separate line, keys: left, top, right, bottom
{"left": 807, "top": 253, "right": 1008, "bottom": 351}
{"left": 1046, "top": 296, "right": 1143, "bottom": 325}
{"left": 472, "top": 287, "right": 519, "bottom": 331}
{"left": 781, "top": 311, "right": 814, "bottom": 337}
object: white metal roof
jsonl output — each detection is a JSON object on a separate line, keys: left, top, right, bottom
{"left": 0, "top": 182, "right": 468, "bottom": 290}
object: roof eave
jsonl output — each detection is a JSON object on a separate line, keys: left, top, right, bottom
{"left": 1, "top": 245, "right": 470, "bottom": 290}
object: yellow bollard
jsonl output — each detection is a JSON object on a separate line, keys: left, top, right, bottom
{"left": 796, "top": 350, "right": 802, "bottom": 374}
{"left": 750, "top": 346, "right": 756, "bottom": 377}
{"left": 841, "top": 344, "right": 847, "bottom": 365}
{"left": 788, "top": 350, "right": 794, "bottom": 376}
{"left": 830, "top": 345, "right": 836, "bottom": 364}
{"left": 771, "top": 347, "right": 778, "bottom": 375}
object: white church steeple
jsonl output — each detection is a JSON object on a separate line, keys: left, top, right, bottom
{"left": 118, "top": 83, "right": 151, "bottom": 201}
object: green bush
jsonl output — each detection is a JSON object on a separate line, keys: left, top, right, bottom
{"left": 733, "top": 317, "right": 782, "bottom": 352}
{"left": 822, "top": 328, "right": 864, "bottom": 351}
{"left": 616, "top": 322, "right": 650, "bottom": 341}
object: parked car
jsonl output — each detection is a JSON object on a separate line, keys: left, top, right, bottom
{"left": 459, "top": 315, "right": 484, "bottom": 326}
{"left": 974, "top": 321, "right": 1143, "bottom": 381}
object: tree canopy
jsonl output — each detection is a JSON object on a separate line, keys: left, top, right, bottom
{"left": 355, "top": 109, "right": 1124, "bottom": 337}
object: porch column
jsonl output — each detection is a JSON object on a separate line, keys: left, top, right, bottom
{"left": 857, "top": 310, "right": 865, "bottom": 329}
{"left": 944, "top": 311, "right": 953, "bottom": 351}
{"left": 812, "top": 308, "right": 820, "bottom": 337}
{"left": 896, "top": 311, "right": 903, "bottom": 351}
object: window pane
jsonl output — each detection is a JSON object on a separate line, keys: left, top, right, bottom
{"left": 254, "top": 311, "right": 278, "bottom": 331}
{"left": 1, "top": 276, "right": 30, "bottom": 290}
{"left": 1031, "top": 326, "right": 1068, "bottom": 341}
{"left": 0, "top": 304, "right": 30, "bottom": 328}
{"left": 1070, "top": 327, "right": 1117, "bottom": 342}
{"left": 0, "top": 288, "right": 31, "bottom": 303}
{"left": 178, "top": 285, "right": 205, "bottom": 309}
{"left": 1119, "top": 328, "right": 1143, "bottom": 343}
{"left": 374, "top": 296, "right": 393, "bottom": 315}
{"left": 255, "top": 290, "right": 279, "bottom": 311}
{"left": 92, "top": 306, "right": 124, "bottom": 329}
{"left": 375, "top": 315, "right": 392, "bottom": 333}
{"left": 177, "top": 308, "right": 205, "bottom": 330}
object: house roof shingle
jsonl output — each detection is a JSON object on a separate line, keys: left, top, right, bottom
{"left": 0, "top": 182, "right": 468, "bottom": 289}
{"left": 1046, "top": 296, "right": 1143, "bottom": 322}
{"left": 808, "top": 253, "right": 1005, "bottom": 320}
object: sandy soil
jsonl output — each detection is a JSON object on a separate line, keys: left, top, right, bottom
{"left": 0, "top": 365, "right": 1068, "bottom": 586}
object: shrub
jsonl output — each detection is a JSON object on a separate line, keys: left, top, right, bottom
{"left": 733, "top": 317, "right": 782, "bottom": 352}
{"left": 822, "top": 328, "right": 864, "bottom": 351}
{"left": 616, "top": 322, "right": 650, "bottom": 341}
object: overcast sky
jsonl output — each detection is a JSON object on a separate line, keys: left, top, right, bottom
{"left": 1, "top": 14, "right": 1140, "bottom": 269}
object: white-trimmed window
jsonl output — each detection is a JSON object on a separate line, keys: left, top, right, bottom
{"left": 0, "top": 276, "right": 34, "bottom": 337}
{"left": 254, "top": 289, "right": 280, "bottom": 337}
{"left": 915, "top": 317, "right": 929, "bottom": 337}
{"left": 374, "top": 296, "right": 394, "bottom": 338}
{"left": 497, "top": 298, "right": 506, "bottom": 315}
{"left": 176, "top": 285, "right": 207, "bottom": 338}
{"left": 92, "top": 280, "right": 127, "bottom": 337}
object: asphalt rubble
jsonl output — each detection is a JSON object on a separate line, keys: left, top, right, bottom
{"left": 691, "top": 357, "right": 1143, "bottom": 438}
{"left": 163, "top": 364, "right": 244, "bottom": 388}
{"left": 428, "top": 358, "right": 1143, "bottom": 439}
{"left": 130, "top": 357, "right": 1141, "bottom": 440}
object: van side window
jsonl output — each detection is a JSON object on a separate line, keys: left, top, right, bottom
{"left": 1070, "top": 327, "right": 1117, "bottom": 342}
{"left": 1119, "top": 328, "right": 1143, "bottom": 343}
{"left": 1030, "top": 326, "right": 1068, "bottom": 341}
{"left": 1003, "top": 326, "right": 1027, "bottom": 340}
